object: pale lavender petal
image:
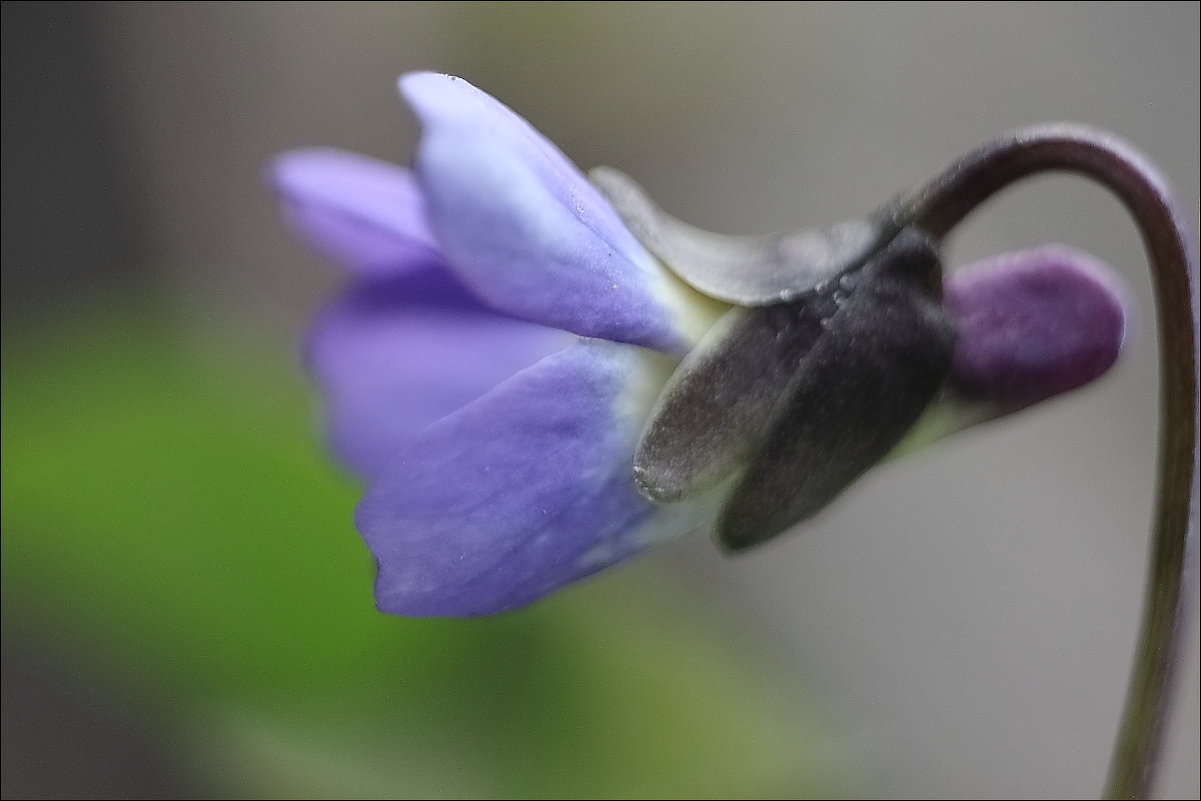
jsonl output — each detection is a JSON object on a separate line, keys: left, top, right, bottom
{"left": 400, "top": 72, "right": 718, "bottom": 354}
{"left": 944, "top": 246, "right": 1127, "bottom": 411}
{"left": 357, "top": 339, "right": 721, "bottom": 617}
{"left": 272, "top": 148, "right": 444, "bottom": 277}
{"left": 306, "top": 268, "right": 571, "bottom": 479}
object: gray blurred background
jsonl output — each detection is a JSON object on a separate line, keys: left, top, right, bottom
{"left": 4, "top": 2, "right": 1198, "bottom": 798}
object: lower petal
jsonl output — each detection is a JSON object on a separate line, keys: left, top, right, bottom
{"left": 306, "top": 268, "right": 570, "bottom": 479}
{"left": 357, "top": 339, "right": 722, "bottom": 617}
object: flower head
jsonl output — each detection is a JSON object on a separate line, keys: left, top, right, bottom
{"left": 272, "top": 73, "right": 1126, "bottom": 617}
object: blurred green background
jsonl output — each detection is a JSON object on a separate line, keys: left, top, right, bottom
{"left": 2, "top": 3, "right": 1197, "bottom": 798}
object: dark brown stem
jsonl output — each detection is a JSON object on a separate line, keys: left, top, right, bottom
{"left": 892, "top": 124, "right": 1198, "bottom": 800}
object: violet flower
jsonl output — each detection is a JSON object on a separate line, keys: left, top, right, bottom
{"left": 271, "top": 73, "right": 1125, "bottom": 617}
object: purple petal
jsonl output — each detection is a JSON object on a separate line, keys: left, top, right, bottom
{"left": 945, "top": 245, "right": 1128, "bottom": 411}
{"left": 357, "top": 339, "right": 721, "bottom": 617}
{"left": 306, "top": 268, "right": 571, "bottom": 479}
{"left": 400, "top": 72, "right": 717, "bottom": 354}
{"left": 271, "top": 148, "right": 445, "bottom": 278}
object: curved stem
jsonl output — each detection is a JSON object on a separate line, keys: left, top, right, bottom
{"left": 889, "top": 125, "right": 1198, "bottom": 799}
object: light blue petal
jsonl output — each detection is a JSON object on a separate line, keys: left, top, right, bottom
{"left": 357, "top": 339, "right": 723, "bottom": 617}
{"left": 305, "top": 268, "right": 570, "bottom": 479}
{"left": 400, "top": 72, "right": 720, "bottom": 354}
{"left": 271, "top": 148, "right": 444, "bottom": 277}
